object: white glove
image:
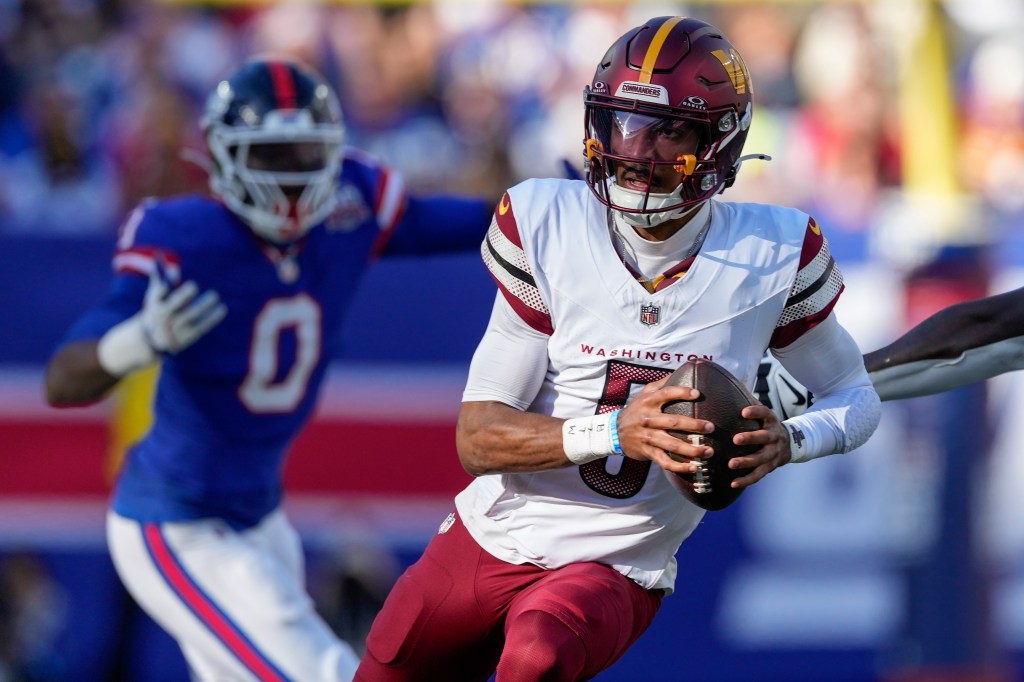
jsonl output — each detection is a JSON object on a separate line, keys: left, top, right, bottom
{"left": 97, "top": 269, "right": 228, "bottom": 377}
{"left": 756, "top": 354, "right": 814, "bottom": 420}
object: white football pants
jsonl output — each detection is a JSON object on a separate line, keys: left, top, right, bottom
{"left": 107, "top": 509, "right": 360, "bottom": 682}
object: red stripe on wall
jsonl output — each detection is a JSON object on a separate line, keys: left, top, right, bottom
{"left": 0, "top": 420, "right": 111, "bottom": 495}
{"left": 0, "top": 418, "right": 471, "bottom": 496}
{"left": 285, "top": 419, "right": 471, "bottom": 495}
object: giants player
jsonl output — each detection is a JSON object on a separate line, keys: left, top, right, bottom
{"left": 356, "top": 17, "right": 881, "bottom": 682}
{"left": 44, "top": 59, "right": 492, "bottom": 681}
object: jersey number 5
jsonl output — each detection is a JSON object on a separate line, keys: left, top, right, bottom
{"left": 579, "top": 360, "right": 672, "bottom": 499}
{"left": 239, "top": 294, "right": 321, "bottom": 413}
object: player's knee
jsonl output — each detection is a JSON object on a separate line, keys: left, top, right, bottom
{"left": 497, "top": 610, "right": 587, "bottom": 682}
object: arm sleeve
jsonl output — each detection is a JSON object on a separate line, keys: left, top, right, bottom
{"left": 863, "top": 287, "right": 1024, "bottom": 400}
{"left": 771, "top": 313, "right": 881, "bottom": 462}
{"left": 462, "top": 294, "right": 549, "bottom": 410}
{"left": 870, "top": 336, "right": 1024, "bottom": 400}
{"left": 60, "top": 274, "right": 148, "bottom": 345}
{"left": 380, "top": 194, "right": 496, "bottom": 256}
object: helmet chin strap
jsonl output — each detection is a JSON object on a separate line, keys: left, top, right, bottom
{"left": 608, "top": 180, "right": 690, "bottom": 228}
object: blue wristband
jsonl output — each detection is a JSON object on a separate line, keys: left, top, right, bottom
{"left": 609, "top": 410, "right": 623, "bottom": 455}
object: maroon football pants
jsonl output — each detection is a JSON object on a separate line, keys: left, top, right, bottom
{"left": 354, "top": 512, "right": 663, "bottom": 682}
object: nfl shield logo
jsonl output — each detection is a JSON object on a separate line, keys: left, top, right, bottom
{"left": 640, "top": 303, "right": 660, "bottom": 326}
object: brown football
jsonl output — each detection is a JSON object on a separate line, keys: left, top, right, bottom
{"left": 661, "top": 358, "right": 762, "bottom": 511}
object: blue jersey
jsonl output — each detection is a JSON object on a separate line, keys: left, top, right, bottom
{"left": 63, "top": 151, "right": 493, "bottom": 528}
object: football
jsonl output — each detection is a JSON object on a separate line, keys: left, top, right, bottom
{"left": 661, "top": 358, "right": 762, "bottom": 511}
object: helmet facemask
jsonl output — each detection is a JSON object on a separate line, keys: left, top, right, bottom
{"left": 585, "top": 95, "right": 750, "bottom": 228}
{"left": 586, "top": 102, "right": 713, "bottom": 228}
{"left": 207, "top": 109, "right": 344, "bottom": 244}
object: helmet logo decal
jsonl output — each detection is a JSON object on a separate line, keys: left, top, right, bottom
{"left": 638, "top": 16, "right": 685, "bottom": 83}
{"left": 683, "top": 95, "right": 707, "bottom": 110}
{"left": 592, "top": 81, "right": 609, "bottom": 94}
{"left": 615, "top": 81, "right": 669, "bottom": 104}
{"left": 710, "top": 48, "right": 750, "bottom": 94}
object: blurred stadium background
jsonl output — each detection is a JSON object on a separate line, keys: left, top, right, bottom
{"left": 1, "top": 0, "right": 1024, "bottom": 680}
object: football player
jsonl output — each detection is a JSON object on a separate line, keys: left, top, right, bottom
{"left": 355, "top": 16, "right": 881, "bottom": 681}
{"left": 44, "top": 59, "right": 493, "bottom": 682}
{"left": 759, "top": 286, "right": 1024, "bottom": 417}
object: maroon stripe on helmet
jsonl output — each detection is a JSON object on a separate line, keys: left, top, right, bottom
{"left": 268, "top": 61, "right": 298, "bottom": 110}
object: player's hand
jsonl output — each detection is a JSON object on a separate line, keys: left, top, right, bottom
{"left": 141, "top": 267, "right": 227, "bottom": 355}
{"left": 97, "top": 264, "right": 228, "bottom": 378}
{"left": 615, "top": 376, "right": 715, "bottom": 475}
{"left": 726, "top": 404, "right": 792, "bottom": 488}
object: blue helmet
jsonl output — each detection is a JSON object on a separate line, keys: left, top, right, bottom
{"left": 201, "top": 58, "right": 345, "bottom": 243}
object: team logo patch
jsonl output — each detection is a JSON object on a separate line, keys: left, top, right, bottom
{"left": 640, "top": 303, "right": 660, "bottom": 326}
{"left": 615, "top": 81, "right": 669, "bottom": 104}
{"left": 438, "top": 512, "right": 456, "bottom": 534}
{"left": 325, "top": 184, "right": 371, "bottom": 232}
{"left": 711, "top": 48, "right": 750, "bottom": 94}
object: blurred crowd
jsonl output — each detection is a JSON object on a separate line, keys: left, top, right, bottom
{"left": 0, "top": 0, "right": 1021, "bottom": 250}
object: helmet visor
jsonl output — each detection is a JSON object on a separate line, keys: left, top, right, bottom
{"left": 588, "top": 107, "right": 704, "bottom": 195}
{"left": 247, "top": 141, "right": 335, "bottom": 174}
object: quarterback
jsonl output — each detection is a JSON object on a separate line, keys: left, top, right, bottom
{"left": 355, "top": 16, "right": 882, "bottom": 682}
{"left": 45, "top": 59, "right": 491, "bottom": 682}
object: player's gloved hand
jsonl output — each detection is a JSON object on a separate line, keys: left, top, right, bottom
{"left": 97, "top": 268, "right": 227, "bottom": 377}
{"left": 139, "top": 270, "right": 227, "bottom": 354}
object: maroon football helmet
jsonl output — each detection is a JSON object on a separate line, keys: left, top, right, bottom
{"left": 584, "top": 16, "right": 756, "bottom": 227}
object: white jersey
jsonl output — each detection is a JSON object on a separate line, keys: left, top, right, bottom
{"left": 456, "top": 178, "right": 844, "bottom": 592}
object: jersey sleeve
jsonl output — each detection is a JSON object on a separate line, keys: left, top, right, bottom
{"left": 338, "top": 150, "right": 409, "bottom": 256}
{"left": 480, "top": 191, "right": 553, "bottom": 336}
{"left": 385, "top": 194, "right": 494, "bottom": 255}
{"left": 112, "top": 200, "right": 183, "bottom": 283}
{"left": 463, "top": 294, "right": 550, "bottom": 409}
{"left": 59, "top": 201, "right": 178, "bottom": 344}
{"left": 770, "top": 216, "right": 845, "bottom": 349}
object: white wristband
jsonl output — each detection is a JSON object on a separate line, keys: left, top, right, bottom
{"left": 562, "top": 413, "right": 618, "bottom": 465}
{"left": 97, "top": 315, "right": 159, "bottom": 378}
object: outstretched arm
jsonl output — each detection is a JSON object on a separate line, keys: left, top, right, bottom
{"left": 865, "top": 287, "right": 1024, "bottom": 400}
{"left": 45, "top": 339, "right": 121, "bottom": 405}
{"left": 45, "top": 270, "right": 226, "bottom": 407}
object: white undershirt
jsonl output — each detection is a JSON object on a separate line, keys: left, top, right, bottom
{"left": 611, "top": 202, "right": 711, "bottom": 282}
